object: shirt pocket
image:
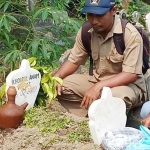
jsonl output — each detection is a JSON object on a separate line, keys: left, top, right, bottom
{"left": 106, "top": 50, "right": 124, "bottom": 73}
{"left": 109, "top": 53, "right": 123, "bottom": 63}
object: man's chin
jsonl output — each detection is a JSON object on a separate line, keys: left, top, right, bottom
{"left": 94, "top": 28, "right": 104, "bottom": 33}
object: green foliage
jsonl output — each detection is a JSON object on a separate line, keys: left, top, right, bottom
{"left": 24, "top": 107, "right": 74, "bottom": 133}
{"left": 128, "top": 0, "right": 150, "bottom": 14}
{"left": 128, "top": 0, "right": 150, "bottom": 27}
{"left": 116, "top": 0, "right": 150, "bottom": 27}
{"left": 0, "top": 0, "right": 83, "bottom": 106}
{"left": 67, "top": 0, "right": 85, "bottom": 18}
{"left": 24, "top": 107, "right": 91, "bottom": 143}
{"left": 28, "top": 57, "right": 63, "bottom": 106}
{"left": 67, "top": 120, "right": 91, "bottom": 142}
{"left": 0, "top": 83, "right": 6, "bottom": 105}
{"left": 0, "top": 56, "right": 63, "bottom": 106}
{"left": 0, "top": 0, "right": 82, "bottom": 74}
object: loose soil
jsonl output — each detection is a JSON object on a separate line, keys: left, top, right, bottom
{"left": 0, "top": 60, "right": 103, "bottom": 150}
{"left": 0, "top": 100, "right": 103, "bottom": 150}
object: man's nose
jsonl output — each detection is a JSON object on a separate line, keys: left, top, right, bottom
{"left": 91, "top": 16, "right": 99, "bottom": 24}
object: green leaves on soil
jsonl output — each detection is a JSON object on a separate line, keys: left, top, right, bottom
{"left": 24, "top": 107, "right": 74, "bottom": 133}
{"left": 24, "top": 107, "right": 91, "bottom": 143}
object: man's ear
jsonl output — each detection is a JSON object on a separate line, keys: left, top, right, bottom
{"left": 111, "top": 5, "right": 117, "bottom": 16}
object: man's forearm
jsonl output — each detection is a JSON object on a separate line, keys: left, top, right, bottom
{"left": 96, "top": 72, "right": 137, "bottom": 91}
{"left": 54, "top": 60, "right": 79, "bottom": 79}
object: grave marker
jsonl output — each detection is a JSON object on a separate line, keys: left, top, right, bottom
{"left": 6, "top": 59, "right": 41, "bottom": 110}
{"left": 88, "top": 87, "right": 127, "bottom": 145}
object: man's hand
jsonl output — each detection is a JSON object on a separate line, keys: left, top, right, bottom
{"left": 54, "top": 60, "right": 80, "bottom": 96}
{"left": 55, "top": 83, "right": 62, "bottom": 95}
{"left": 80, "top": 83, "right": 102, "bottom": 109}
{"left": 141, "top": 114, "right": 150, "bottom": 128}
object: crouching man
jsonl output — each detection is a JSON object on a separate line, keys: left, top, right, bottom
{"left": 54, "top": 0, "right": 147, "bottom": 117}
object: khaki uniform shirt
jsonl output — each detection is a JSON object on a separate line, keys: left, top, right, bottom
{"left": 68, "top": 15, "right": 147, "bottom": 101}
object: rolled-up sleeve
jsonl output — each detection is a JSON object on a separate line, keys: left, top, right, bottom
{"left": 68, "top": 28, "right": 89, "bottom": 65}
{"left": 122, "top": 27, "right": 143, "bottom": 74}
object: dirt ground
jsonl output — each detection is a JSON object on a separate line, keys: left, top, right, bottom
{"left": 0, "top": 100, "right": 103, "bottom": 150}
{"left": 0, "top": 59, "right": 104, "bottom": 150}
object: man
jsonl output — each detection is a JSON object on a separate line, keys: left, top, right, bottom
{"left": 54, "top": 0, "right": 147, "bottom": 117}
{"left": 141, "top": 101, "right": 150, "bottom": 128}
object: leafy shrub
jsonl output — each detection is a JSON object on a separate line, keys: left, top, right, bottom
{"left": 0, "top": 0, "right": 83, "bottom": 106}
{"left": 0, "top": 0, "right": 82, "bottom": 75}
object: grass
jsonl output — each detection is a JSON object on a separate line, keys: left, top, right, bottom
{"left": 23, "top": 107, "right": 91, "bottom": 143}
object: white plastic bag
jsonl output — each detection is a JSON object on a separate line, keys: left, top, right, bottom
{"left": 102, "top": 127, "right": 144, "bottom": 150}
{"left": 126, "top": 125, "right": 150, "bottom": 150}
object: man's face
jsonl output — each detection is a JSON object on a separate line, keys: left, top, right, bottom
{"left": 87, "top": 7, "right": 116, "bottom": 33}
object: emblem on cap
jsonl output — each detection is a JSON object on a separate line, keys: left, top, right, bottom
{"left": 90, "top": 0, "right": 100, "bottom": 5}
{"left": 110, "top": 2, "right": 115, "bottom": 5}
